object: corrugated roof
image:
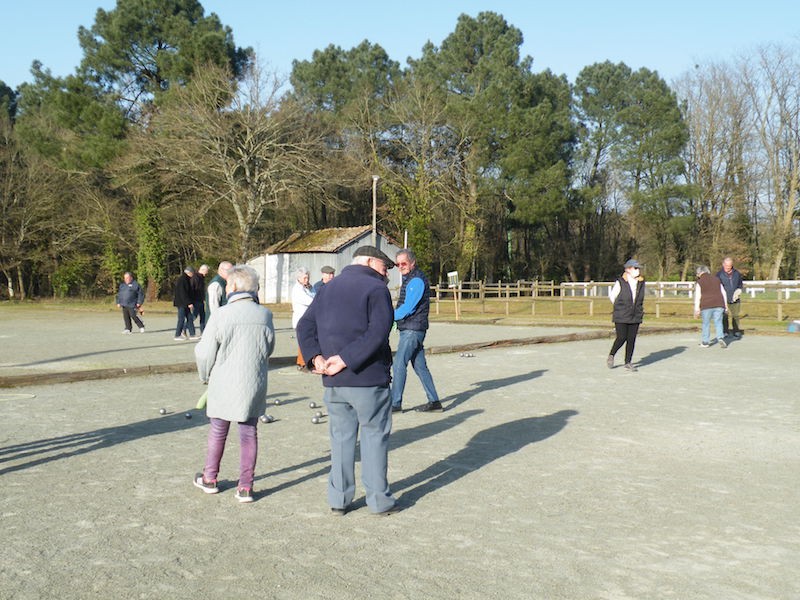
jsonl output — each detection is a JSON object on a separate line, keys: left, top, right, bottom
{"left": 265, "top": 226, "right": 398, "bottom": 253}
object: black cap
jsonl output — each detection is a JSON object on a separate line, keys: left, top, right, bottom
{"left": 353, "top": 245, "right": 395, "bottom": 268}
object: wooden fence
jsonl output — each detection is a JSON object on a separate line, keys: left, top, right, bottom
{"left": 430, "top": 280, "right": 800, "bottom": 321}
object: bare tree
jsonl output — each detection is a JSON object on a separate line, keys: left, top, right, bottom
{"left": 741, "top": 44, "right": 800, "bottom": 279}
{"left": 122, "top": 61, "right": 325, "bottom": 261}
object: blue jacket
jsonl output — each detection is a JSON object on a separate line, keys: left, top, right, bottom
{"left": 395, "top": 267, "right": 430, "bottom": 331}
{"left": 296, "top": 264, "right": 393, "bottom": 388}
{"left": 117, "top": 280, "right": 144, "bottom": 307}
{"left": 716, "top": 267, "right": 743, "bottom": 303}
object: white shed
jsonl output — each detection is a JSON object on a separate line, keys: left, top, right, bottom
{"left": 247, "top": 225, "right": 403, "bottom": 304}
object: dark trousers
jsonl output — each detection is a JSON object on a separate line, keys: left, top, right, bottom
{"left": 121, "top": 306, "right": 144, "bottom": 331}
{"left": 723, "top": 301, "right": 742, "bottom": 335}
{"left": 609, "top": 322, "right": 640, "bottom": 364}
{"left": 192, "top": 300, "right": 206, "bottom": 332}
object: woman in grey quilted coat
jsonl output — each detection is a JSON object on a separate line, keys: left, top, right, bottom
{"left": 192, "top": 265, "right": 275, "bottom": 503}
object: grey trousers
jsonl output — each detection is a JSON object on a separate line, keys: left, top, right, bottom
{"left": 323, "top": 385, "right": 396, "bottom": 513}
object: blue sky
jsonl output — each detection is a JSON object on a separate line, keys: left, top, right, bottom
{"left": 3, "top": 0, "right": 800, "bottom": 90}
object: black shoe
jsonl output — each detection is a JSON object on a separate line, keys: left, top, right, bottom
{"left": 330, "top": 506, "right": 349, "bottom": 516}
{"left": 415, "top": 401, "right": 443, "bottom": 413}
{"left": 391, "top": 405, "right": 402, "bottom": 413}
{"left": 373, "top": 503, "right": 402, "bottom": 516}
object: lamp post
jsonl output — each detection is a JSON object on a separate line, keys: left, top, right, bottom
{"left": 371, "top": 175, "right": 379, "bottom": 245}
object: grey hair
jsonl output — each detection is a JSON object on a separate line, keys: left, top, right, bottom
{"left": 397, "top": 248, "right": 416, "bottom": 263}
{"left": 352, "top": 255, "right": 371, "bottom": 266}
{"left": 294, "top": 267, "right": 310, "bottom": 281}
{"left": 217, "top": 261, "right": 233, "bottom": 275}
{"left": 228, "top": 264, "right": 260, "bottom": 293}
{"left": 696, "top": 265, "right": 711, "bottom": 276}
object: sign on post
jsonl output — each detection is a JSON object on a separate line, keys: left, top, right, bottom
{"left": 447, "top": 271, "right": 460, "bottom": 320}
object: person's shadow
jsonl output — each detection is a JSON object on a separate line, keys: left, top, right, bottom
{"left": 636, "top": 346, "right": 687, "bottom": 367}
{"left": 393, "top": 409, "right": 578, "bottom": 507}
{"left": 443, "top": 370, "right": 546, "bottom": 411}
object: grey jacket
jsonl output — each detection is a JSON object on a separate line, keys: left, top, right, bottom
{"left": 194, "top": 294, "right": 276, "bottom": 422}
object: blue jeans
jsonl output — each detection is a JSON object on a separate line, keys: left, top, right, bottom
{"left": 175, "top": 305, "right": 196, "bottom": 337}
{"left": 391, "top": 329, "right": 439, "bottom": 408}
{"left": 701, "top": 307, "right": 725, "bottom": 344}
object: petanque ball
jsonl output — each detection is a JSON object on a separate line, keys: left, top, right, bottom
{"left": 184, "top": 412, "right": 192, "bottom": 419}
{"left": 315, "top": 411, "right": 323, "bottom": 418}
{"left": 273, "top": 399, "right": 281, "bottom": 405}
{"left": 311, "top": 416, "right": 320, "bottom": 424}
{"left": 260, "top": 415, "right": 269, "bottom": 423}
{"left": 309, "top": 401, "right": 317, "bottom": 409}
{"left": 159, "top": 408, "right": 166, "bottom": 415}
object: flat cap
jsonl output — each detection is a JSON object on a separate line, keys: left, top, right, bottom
{"left": 353, "top": 245, "right": 395, "bottom": 268}
{"left": 320, "top": 265, "right": 336, "bottom": 274}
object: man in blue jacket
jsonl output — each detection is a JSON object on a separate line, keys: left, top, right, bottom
{"left": 297, "top": 245, "right": 400, "bottom": 516}
{"left": 116, "top": 272, "right": 145, "bottom": 334}
{"left": 391, "top": 248, "right": 442, "bottom": 413}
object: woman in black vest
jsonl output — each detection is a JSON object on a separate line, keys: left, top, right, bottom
{"left": 607, "top": 259, "right": 645, "bottom": 372}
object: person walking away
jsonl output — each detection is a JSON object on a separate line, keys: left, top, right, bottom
{"left": 116, "top": 271, "right": 145, "bottom": 334}
{"left": 193, "top": 265, "right": 276, "bottom": 503}
{"left": 312, "top": 265, "right": 336, "bottom": 293}
{"left": 607, "top": 259, "right": 645, "bottom": 372}
{"left": 296, "top": 245, "right": 400, "bottom": 516}
{"left": 716, "top": 257, "right": 744, "bottom": 338}
{"left": 291, "top": 267, "right": 315, "bottom": 370}
{"left": 173, "top": 266, "right": 197, "bottom": 341}
{"left": 694, "top": 265, "right": 728, "bottom": 348}
{"left": 191, "top": 264, "right": 209, "bottom": 334}
{"left": 206, "top": 261, "right": 232, "bottom": 320}
{"left": 391, "top": 248, "right": 442, "bottom": 413}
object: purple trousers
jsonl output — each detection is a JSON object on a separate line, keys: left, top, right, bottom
{"left": 202, "top": 417, "right": 258, "bottom": 490}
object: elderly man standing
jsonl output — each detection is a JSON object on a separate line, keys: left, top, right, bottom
{"left": 206, "top": 261, "right": 233, "bottom": 319}
{"left": 312, "top": 265, "right": 335, "bottom": 293}
{"left": 296, "top": 245, "right": 400, "bottom": 516}
{"left": 116, "top": 271, "right": 145, "bottom": 334}
{"left": 391, "top": 248, "right": 442, "bottom": 413}
{"left": 716, "top": 257, "right": 744, "bottom": 338}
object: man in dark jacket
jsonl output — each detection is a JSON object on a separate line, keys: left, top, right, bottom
{"left": 173, "top": 266, "right": 197, "bottom": 341}
{"left": 116, "top": 272, "right": 145, "bottom": 334}
{"left": 297, "top": 245, "right": 400, "bottom": 516}
{"left": 391, "top": 248, "right": 442, "bottom": 412}
{"left": 716, "top": 257, "right": 744, "bottom": 338}
{"left": 191, "top": 264, "right": 208, "bottom": 333}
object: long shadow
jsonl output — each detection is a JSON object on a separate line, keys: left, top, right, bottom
{"left": 636, "top": 346, "right": 687, "bottom": 367}
{"left": 0, "top": 410, "right": 206, "bottom": 476}
{"left": 443, "top": 370, "right": 546, "bottom": 411}
{"left": 12, "top": 343, "right": 193, "bottom": 368}
{"left": 393, "top": 409, "right": 578, "bottom": 507}
{"left": 255, "top": 409, "right": 484, "bottom": 494}
{"left": 257, "top": 372, "right": 549, "bottom": 495}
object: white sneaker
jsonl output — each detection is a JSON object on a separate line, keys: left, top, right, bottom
{"left": 189, "top": 335, "right": 201, "bottom": 341}
{"left": 122, "top": 330, "right": 131, "bottom": 334}
{"left": 139, "top": 327, "right": 146, "bottom": 333}
{"left": 173, "top": 337, "right": 184, "bottom": 341}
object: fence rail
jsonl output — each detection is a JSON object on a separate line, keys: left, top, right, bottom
{"left": 430, "top": 280, "right": 800, "bottom": 320}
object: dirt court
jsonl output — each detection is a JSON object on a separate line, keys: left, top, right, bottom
{"left": 0, "top": 306, "right": 798, "bottom": 599}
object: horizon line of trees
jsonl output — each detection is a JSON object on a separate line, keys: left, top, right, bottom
{"left": 2, "top": 0, "right": 799, "bottom": 301}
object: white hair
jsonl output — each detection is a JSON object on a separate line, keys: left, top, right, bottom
{"left": 228, "top": 265, "right": 260, "bottom": 293}
{"left": 294, "top": 267, "right": 310, "bottom": 281}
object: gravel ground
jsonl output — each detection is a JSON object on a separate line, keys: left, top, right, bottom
{"left": 0, "top": 306, "right": 798, "bottom": 599}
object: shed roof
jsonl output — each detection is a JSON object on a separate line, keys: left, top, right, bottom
{"left": 265, "top": 226, "right": 398, "bottom": 254}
